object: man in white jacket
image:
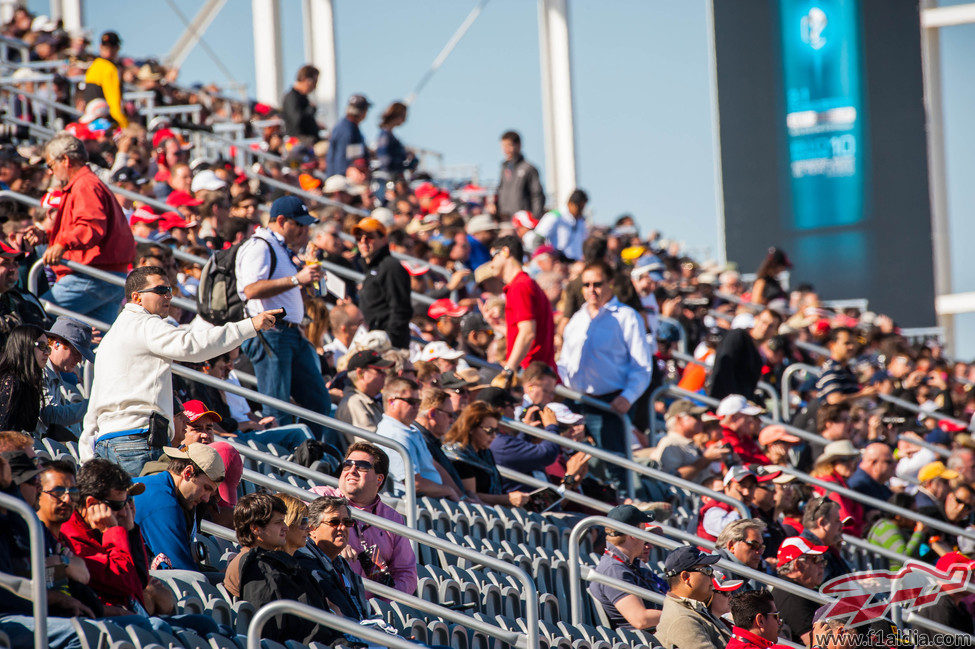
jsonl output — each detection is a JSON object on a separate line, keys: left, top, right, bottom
{"left": 80, "top": 266, "right": 280, "bottom": 475}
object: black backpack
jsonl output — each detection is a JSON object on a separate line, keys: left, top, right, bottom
{"left": 197, "top": 238, "right": 275, "bottom": 325}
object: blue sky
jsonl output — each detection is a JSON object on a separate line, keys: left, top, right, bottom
{"left": 26, "top": 0, "right": 975, "bottom": 356}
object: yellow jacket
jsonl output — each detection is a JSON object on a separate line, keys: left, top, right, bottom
{"left": 83, "top": 57, "right": 127, "bottom": 128}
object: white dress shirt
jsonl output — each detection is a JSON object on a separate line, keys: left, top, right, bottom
{"left": 533, "top": 209, "right": 588, "bottom": 260}
{"left": 235, "top": 227, "right": 303, "bottom": 324}
{"left": 557, "top": 297, "right": 654, "bottom": 404}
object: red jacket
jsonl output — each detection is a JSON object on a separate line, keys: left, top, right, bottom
{"left": 47, "top": 165, "right": 135, "bottom": 278}
{"left": 727, "top": 626, "right": 788, "bottom": 649}
{"left": 813, "top": 471, "right": 863, "bottom": 536}
{"left": 696, "top": 498, "right": 737, "bottom": 542}
{"left": 721, "top": 426, "right": 771, "bottom": 465}
{"left": 59, "top": 510, "right": 145, "bottom": 608}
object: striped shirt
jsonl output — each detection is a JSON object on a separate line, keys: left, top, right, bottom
{"left": 866, "top": 518, "right": 924, "bottom": 570}
{"left": 815, "top": 358, "right": 859, "bottom": 400}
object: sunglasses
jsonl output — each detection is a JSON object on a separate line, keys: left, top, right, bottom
{"left": 479, "top": 426, "right": 499, "bottom": 436}
{"left": 102, "top": 496, "right": 133, "bottom": 511}
{"left": 43, "top": 486, "right": 79, "bottom": 500}
{"left": 323, "top": 517, "right": 354, "bottom": 528}
{"left": 357, "top": 232, "right": 381, "bottom": 241}
{"left": 394, "top": 396, "right": 421, "bottom": 406}
{"left": 137, "top": 285, "right": 173, "bottom": 296}
{"left": 688, "top": 566, "right": 714, "bottom": 577}
{"left": 34, "top": 339, "right": 50, "bottom": 351}
{"left": 740, "top": 540, "right": 765, "bottom": 551}
{"left": 341, "top": 459, "right": 374, "bottom": 472}
{"left": 800, "top": 555, "right": 826, "bottom": 565}
{"left": 434, "top": 408, "right": 455, "bottom": 420}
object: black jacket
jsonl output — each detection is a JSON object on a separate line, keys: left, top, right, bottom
{"left": 239, "top": 547, "right": 340, "bottom": 644}
{"left": 708, "top": 328, "right": 763, "bottom": 400}
{"left": 281, "top": 88, "right": 319, "bottom": 139}
{"left": 358, "top": 246, "right": 413, "bottom": 349}
{"left": 496, "top": 154, "right": 545, "bottom": 218}
{"left": 295, "top": 541, "right": 370, "bottom": 621}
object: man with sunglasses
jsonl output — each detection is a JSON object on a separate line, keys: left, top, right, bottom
{"left": 236, "top": 195, "right": 336, "bottom": 445}
{"left": 80, "top": 266, "right": 281, "bottom": 475}
{"left": 336, "top": 349, "right": 393, "bottom": 433}
{"left": 60, "top": 458, "right": 148, "bottom": 612}
{"left": 413, "top": 387, "right": 467, "bottom": 496}
{"left": 727, "top": 589, "right": 784, "bottom": 649}
{"left": 355, "top": 216, "right": 412, "bottom": 349}
{"left": 558, "top": 261, "right": 653, "bottom": 484}
{"left": 655, "top": 545, "right": 730, "bottom": 649}
{"left": 772, "top": 536, "right": 828, "bottom": 646}
{"left": 310, "top": 442, "right": 418, "bottom": 596}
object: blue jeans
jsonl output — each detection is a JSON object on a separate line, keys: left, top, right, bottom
{"left": 240, "top": 327, "right": 337, "bottom": 446}
{"left": 233, "top": 423, "right": 314, "bottom": 449}
{"left": 94, "top": 430, "right": 162, "bottom": 477}
{"left": 41, "top": 271, "right": 126, "bottom": 326}
{"left": 580, "top": 401, "right": 629, "bottom": 488}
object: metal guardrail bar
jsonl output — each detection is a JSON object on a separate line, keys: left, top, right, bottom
{"left": 224, "top": 439, "right": 340, "bottom": 490}
{"left": 0, "top": 492, "right": 47, "bottom": 649}
{"left": 247, "top": 599, "right": 424, "bottom": 649}
{"left": 878, "top": 392, "right": 973, "bottom": 431}
{"left": 794, "top": 339, "right": 829, "bottom": 357}
{"left": 240, "top": 468, "right": 539, "bottom": 647}
{"left": 495, "top": 465, "right": 612, "bottom": 513}
{"left": 565, "top": 515, "right": 974, "bottom": 641}
{"left": 32, "top": 298, "right": 419, "bottom": 530}
{"left": 756, "top": 381, "right": 781, "bottom": 421}
{"left": 0, "top": 86, "right": 81, "bottom": 117}
{"left": 780, "top": 362, "right": 819, "bottom": 421}
{"left": 841, "top": 533, "right": 914, "bottom": 567}
{"left": 499, "top": 414, "right": 750, "bottom": 519}
{"left": 775, "top": 465, "right": 975, "bottom": 542}
{"left": 200, "top": 519, "right": 522, "bottom": 647}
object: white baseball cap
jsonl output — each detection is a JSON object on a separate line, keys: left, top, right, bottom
{"left": 190, "top": 169, "right": 227, "bottom": 193}
{"left": 419, "top": 341, "right": 464, "bottom": 362}
{"left": 545, "top": 402, "right": 584, "bottom": 425}
{"left": 716, "top": 394, "right": 764, "bottom": 417}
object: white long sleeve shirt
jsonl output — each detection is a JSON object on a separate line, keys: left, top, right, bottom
{"left": 79, "top": 303, "right": 257, "bottom": 459}
{"left": 533, "top": 209, "right": 588, "bottom": 261}
{"left": 234, "top": 227, "right": 303, "bottom": 324}
{"left": 557, "top": 297, "right": 654, "bottom": 404}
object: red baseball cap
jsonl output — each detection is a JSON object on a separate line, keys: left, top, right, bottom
{"left": 0, "top": 241, "right": 26, "bottom": 260}
{"left": 65, "top": 122, "right": 96, "bottom": 141}
{"left": 181, "top": 399, "right": 221, "bottom": 423}
{"left": 712, "top": 569, "right": 744, "bottom": 593}
{"left": 511, "top": 210, "right": 539, "bottom": 230}
{"left": 41, "top": 190, "right": 63, "bottom": 211}
{"left": 159, "top": 211, "right": 192, "bottom": 231}
{"left": 166, "top": 190, "right": 203, "bottom": 208}
{"left": 129, "top": 207, "right": 160, "bottom": 225}
{"left": 401, "top": 261, "right": 430, "bottom": 277}
{"left": 428, "top": 298, "right": 469, "bottom": 320}
{"left": 777, "top": 536, "right": 827, "bottom": 565}
{"left": 935, "top": 551, "right": 975, "bottom": 573}
{"left": 210, "top": 441, "right": 243, "bottom": 508}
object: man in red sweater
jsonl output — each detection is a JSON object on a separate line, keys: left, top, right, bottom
{"left": 36, "top": 132, "right": 135, "bottom": 323}
{"left": 59, "top": 458, "right": 148, "bottom": 612}
{"left": 727, "top": 589, "right": 786, "bottom": 649}
{"left": 717, "top": 395, "right": 771, "bottom": 465}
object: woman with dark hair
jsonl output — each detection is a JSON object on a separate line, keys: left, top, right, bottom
{"left": 751, "top": 247, "right": 792, "bottom": 305}
{"left": 442, "top": 401, "right": 531, "bottom": 508}
{"left": 0, "top": 324, "right": 50, "bottom": 433}
{"left": 375, "top": 101, "right": 416, "bottom": 180}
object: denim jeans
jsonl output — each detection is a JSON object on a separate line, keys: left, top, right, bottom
{"left": 579, "top": 401, "right": 629, "bottom": 488}
{"left": 41, "top": 271, "right": 126, "bottom": 326}
{"left": 93, "top": 430, "right": 162, "bottom": 477}
{"left": 240, "top": 327, "right": 337, "bottom": 446}
{"left": 232, "top": 423, "right": 314, "bottom": 449}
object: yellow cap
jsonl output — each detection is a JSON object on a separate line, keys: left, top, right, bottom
{"left": 917, "top": 461, "right": 959, "bottom": 484}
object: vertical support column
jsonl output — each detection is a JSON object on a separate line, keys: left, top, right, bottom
{"left": 920, "top": 2, "right": 954, "bottom": 354}
{"left": 303, "top": 0, "right": 339, "bottom": 128}
{"left": 537, "top": 0, "right": 577, "bottom": 211}
{"left": 252, "top": 0, "right": 283, "bottom": 108}
{"left": 59, "top": 0, "right": 83, "bottom": 32}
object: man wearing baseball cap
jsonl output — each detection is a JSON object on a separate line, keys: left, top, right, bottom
{"left": 771, "top": 537, "right": 827, "bottom": 645}
{"left": 458, "top": 311, "right": 495, "bottom": 362}
{"left": 326, "top": 93, "right": 371, "bottom": 176}
{"left": 335, "top": 350, "right": 394, "bottom": 433}
{"left": 589, "top": 505, "right": 667, "bottom": 631}
{"left": 695, "top": 466, "right": 755, "bottom": 542}
{"left": 82, "top": 31, "right": 127, "bottom": 128}
{"left": 132, "top": 443, "right": 224, "bottom": 570}
{"left": 427, "top": 298, "right": 469, "bottom": 348}
{"left": 650, "top": 399, "right": 729, "bottom": 483}
{"left": 236, "top": 195, "right": 336, "bottom": 446}
{"left": 655, "top": 545, "right": 730, "bottom": 649}
{"left": 718, "top": 395, "right": 771, "bottom": 465}
{"left": 356, "top": 216, "right": 412, "bottom": 349}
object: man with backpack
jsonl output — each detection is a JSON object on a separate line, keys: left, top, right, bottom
{"left": 232, "top": 196, "right": 337, "bottom": 445}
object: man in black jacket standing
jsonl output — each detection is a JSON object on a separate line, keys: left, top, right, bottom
{"left": 281, "top": 65, "right": 323, "bottom": 141}
{"left": 355, "top": 217, "right": 412, "bottom": 348}
{"left": 495, "top": 130, "right": 545, "bottom": 219}
{"left": 709, "top": 309, "right": 781, "bottom": 400}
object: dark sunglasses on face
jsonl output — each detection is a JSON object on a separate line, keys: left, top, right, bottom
{"left": 479, "top": 426, "right": 499, "bottom": 436}
{"left": 102, "top": 496, "right": 133, "bottom": 511}
{"left": 740, "top": 539, "right": 765, "bottom": 551}
{"left": 342, "top": 459, "right": 374, "bottom": 472}
{"left": 687, "top": 566, "right": 714, "bottom": 577}
{"left": 137, "top": 285, "right": 173, "bottom": 296}
{"left": 34, "top": 339, "right": 50, "bottom": 351}
{"left": 394, "top": 396, "right": 421, "bottom": 406}
{"left": 43, "top": 486, "right": 79, "bottom": 500}
{"left": 323, "top": 517, "right": 354, "bottom": 528}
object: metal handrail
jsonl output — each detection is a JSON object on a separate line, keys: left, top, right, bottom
{"left": 878, "top": 392, "right": 973, "bottom": 431}
{"left": 248, "top": 600, "right": 424, "bottom": 649}
{"left": 224, "top": 439, "right": 341, "bottom": 490}
{"left": 240, "top": 468, "right": 539, "bottom": 647}
{"left": 499, "top": 414, "right": 750, "bottom": 519}
{"left": 0, "top": 86, "right": 81, "bottom": 117}
{"left": 200, "top": 519, "right": 523, "bottom": 647}
{"left": 780, "top": 362, "right": 820, "bottom": 421}
{"left": 33, "top": 300, "right": 419, "bottom": 530}
{"left": 0, "top": 492, "right": 47, "bottom": 649}
{"left": 496, "top": 465, "right": 612, "bottom": 513}
{"left": 841, "top": 533, "right": 915, "bottom": 568}
{"left": 565, "top": 515, "right": 972, "bottom": 640}
{"left": 775, "top": 465, "right": 975, "bottom": 542}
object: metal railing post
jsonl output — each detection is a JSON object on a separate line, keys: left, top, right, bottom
{"left": 0, "top": 492, "right": 47, "bottom": 649}
{"left": 780, "top": 362, "right": 819, "bottom": 421}
{"left": 248, "top": 600, "right": 424, "bottom": 649}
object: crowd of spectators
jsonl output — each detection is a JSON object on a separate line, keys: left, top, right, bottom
{"left": 0, "top": 9, "right": 973, "bottom": 649}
